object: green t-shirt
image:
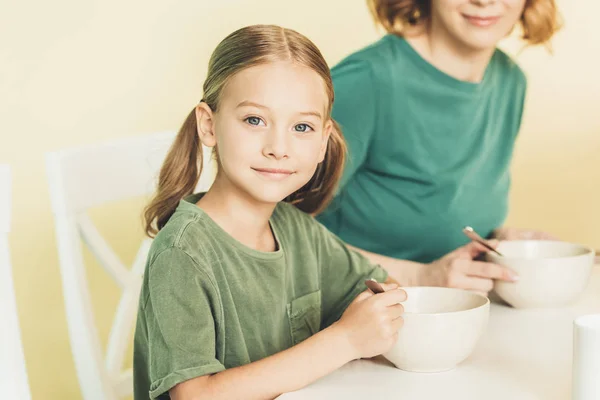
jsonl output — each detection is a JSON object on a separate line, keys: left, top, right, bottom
{"left": 317, "top": 34, "right": 527, "bottom": 263}
{"left": 133, "top": 194, "right": 387, "bottom": 399}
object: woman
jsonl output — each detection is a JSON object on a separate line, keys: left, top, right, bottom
{"left": 317, "top": 0, "right": 561, "bottom": 293}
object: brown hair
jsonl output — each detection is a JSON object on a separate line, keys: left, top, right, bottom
{"left": 144, "top": 24, "right": 346, "bottom": 237}
{"left": 367, "top": 0, "right": 562, "bottom": 45}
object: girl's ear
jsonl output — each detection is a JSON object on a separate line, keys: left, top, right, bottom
{"left": 195, "top": 102, "right": 217, "bottom": 147}
{"left": 318, "top": 120, "right": 333, "bottom": 162}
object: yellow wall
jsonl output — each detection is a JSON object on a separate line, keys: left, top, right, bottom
{"left": 1, "top": 0, "right": 598, "bottom": 398}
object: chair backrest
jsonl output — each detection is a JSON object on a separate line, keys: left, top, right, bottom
{"left": 46, "top": 132, "right": 215, "bottom": 400}
{"left": 0, "top": 164, "right": 32, "bottom": 400}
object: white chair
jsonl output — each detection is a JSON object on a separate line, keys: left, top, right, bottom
{"left": 46, "top": 132, "right": 214, "bottom": 400}
{"left": 0, "top": 165, "right": 32, "bottom": 400}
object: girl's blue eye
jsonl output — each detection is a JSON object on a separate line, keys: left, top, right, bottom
{"left": 294, "top": 124, "right": 313, "bottom": 133}
{"left": 245, "top": 116, "right": 264, "bottom": 126}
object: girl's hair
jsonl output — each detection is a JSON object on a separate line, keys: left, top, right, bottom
{"left": 367, "top": 0, "right": 562, "bottom": 46}
{"left": 144, "top": 24, "right": 346, "bottom": 237}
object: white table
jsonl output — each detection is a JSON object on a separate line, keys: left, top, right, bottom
{"left": 280, "top": 265, "right": 600, "bottom": 400}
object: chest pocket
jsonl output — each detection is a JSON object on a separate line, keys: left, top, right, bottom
{"left": 287, "top": 290, "right": 322, "bottom": 345}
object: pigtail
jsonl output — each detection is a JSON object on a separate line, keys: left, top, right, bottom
{"left": 144, "top": 109, "right": 203, "bottom": 237}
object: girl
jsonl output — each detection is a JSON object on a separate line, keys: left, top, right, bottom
{"left": 316, "top": 0, "right": 561, "bottom": 294}
{"left": 133, "top": 25, "right": 406, "bottom": 400}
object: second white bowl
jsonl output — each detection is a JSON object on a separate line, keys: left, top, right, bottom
{"left": 486, "top": 240, "right": 594, "bottom": 308}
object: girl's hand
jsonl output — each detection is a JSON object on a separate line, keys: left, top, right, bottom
{"left": 335, "top": 283, "right": 406, "bottom": 360}
{"left": 420, "top": 241, "right": 518, "bottom": 295}
{"left": 493, "top": 227, "right": 558, "bottom": 241}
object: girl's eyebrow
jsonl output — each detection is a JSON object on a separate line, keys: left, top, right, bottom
{"left": 237, "top": 100, "right": 269, "bottom": 110}
{"left": 298, "top": 110, "right": 322, "bottom": 120}
{"left": 237, "top": 100, "right": 322, "bottom": 120}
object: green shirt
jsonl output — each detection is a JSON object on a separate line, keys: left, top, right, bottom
{"left": 133, "top": 194, "right": 387, "bottom": 399}
{"left": 317, "top": 34, "right": 527, "bottom": 263}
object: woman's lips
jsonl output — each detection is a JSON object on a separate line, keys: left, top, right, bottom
{"left": 462, "top": 14, "right": 501, "bottom": 27}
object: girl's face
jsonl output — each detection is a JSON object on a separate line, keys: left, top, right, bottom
{"left": 430, "top": 0, "right": 526, "bottom": 51}
{"left": 197, "top": 61, "right": 331, "bottom": 206}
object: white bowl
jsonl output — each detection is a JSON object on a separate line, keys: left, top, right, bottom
{"left": 486, "top": 240, "right": 594, "bottom": 309}
{"left": 383, "top": 287, "right": 489, "bottom": 373}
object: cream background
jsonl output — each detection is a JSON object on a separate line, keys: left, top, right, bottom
{"left": 1, "top": 0, "right": 598, "bottom": 398}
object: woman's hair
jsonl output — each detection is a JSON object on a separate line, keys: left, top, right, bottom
{"left": 367, "top": 0, "right": 562, "bottom": 45}
{"left": 144, "top": 24, "right": 346, "bottom": 237}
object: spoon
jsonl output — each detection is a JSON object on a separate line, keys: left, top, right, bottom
{"left": 462, "top": 226, "right": 503, "bottom": 257}
{"left": 364, "top": 278, "right": 385, "bottom": 294}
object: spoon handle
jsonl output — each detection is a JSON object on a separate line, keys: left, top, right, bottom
{"left": 463, "top": 226, "right": 503, "bottom": 257}
{"left": 365, "top": 278, "right": 385, "bottom": 294}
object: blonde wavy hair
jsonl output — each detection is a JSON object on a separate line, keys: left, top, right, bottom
{"left": 144, "top": 25, "right": 346, "bottom": 237}
{"left": 367, "top": 0, "right": 562, "bottom": 45}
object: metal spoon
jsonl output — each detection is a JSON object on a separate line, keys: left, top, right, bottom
{"left": 462, "top": 226, "right": 503, "bottom": 257}
{"left": 364, "top": 278, "right": 385, "bottom": 294}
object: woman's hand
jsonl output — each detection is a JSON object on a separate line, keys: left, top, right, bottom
{"left": 420, "top": 241, "right": 519, "bottom": 295}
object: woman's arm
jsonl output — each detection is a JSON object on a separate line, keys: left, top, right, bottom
{"left": 347, "top": 242, "right": 518, "bottom": 294}
{"left": 346, "top": 244, "right": 423, "bottom": 287}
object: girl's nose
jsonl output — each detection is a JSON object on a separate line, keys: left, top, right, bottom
{"left": 263, "top": 130, "right": 289, "bottom": 160}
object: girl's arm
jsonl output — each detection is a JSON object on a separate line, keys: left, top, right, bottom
{"left": 170, "top": 323, "right": 352, "bottom": 400}
{"left": 171, "top": 285, "right": 405, "bottom": 400}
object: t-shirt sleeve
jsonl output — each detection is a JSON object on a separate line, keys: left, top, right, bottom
{"left": 144, "top": 247, "right": 225, "bottom": 399}
{"left": 330, "top": 58, "right": 378, "bottom": 191}
{"left": 315, "top": 222, "right": 388, "bottom": 329}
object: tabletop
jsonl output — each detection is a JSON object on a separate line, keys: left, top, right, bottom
{"left": 279, "top": 265, "right": 600, "bottom": 400}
